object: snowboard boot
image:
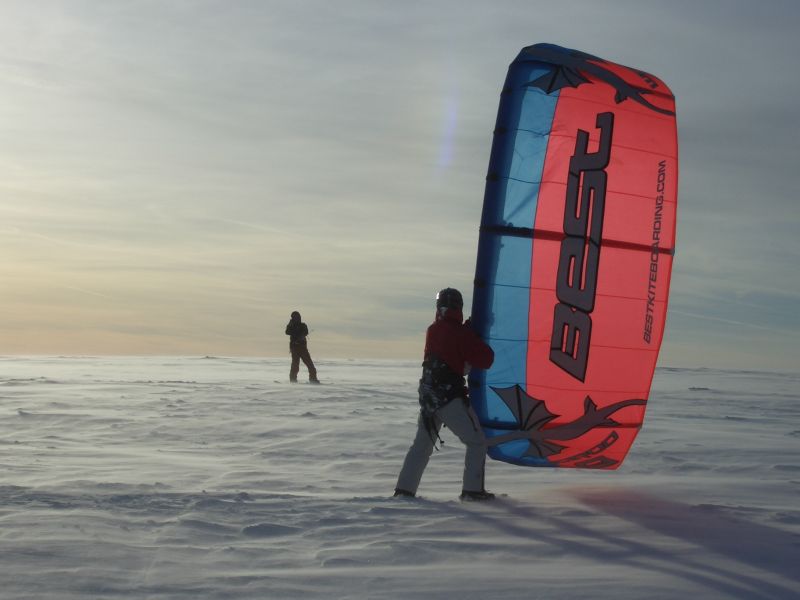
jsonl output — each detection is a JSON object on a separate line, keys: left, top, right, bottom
{"left": 459, "top": 489, "right": 495, "bottom": 501}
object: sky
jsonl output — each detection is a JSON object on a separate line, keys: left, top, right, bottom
{"left": 1, "top": 0, "right": 798, "bottom": 371}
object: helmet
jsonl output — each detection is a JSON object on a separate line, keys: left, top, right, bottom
{"left": 436, "top": 288, "right": 463, "bottom": 311}
{"left": 291, "top": 311, "right": 301, "bottom": 320}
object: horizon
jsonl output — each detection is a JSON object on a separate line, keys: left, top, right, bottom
{"left": 4, "top": 354, "right": 797, "bottom": 376}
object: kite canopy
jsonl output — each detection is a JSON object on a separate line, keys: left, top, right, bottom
{"left": 470, "top": 44, "right": 678, "bottom": 469}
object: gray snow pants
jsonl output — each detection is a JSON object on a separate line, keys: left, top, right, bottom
{"left": 396, "top": 398, "right": 487, "bottom": 494}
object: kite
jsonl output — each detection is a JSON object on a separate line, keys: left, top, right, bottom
{"left": 470, "top": 43, "right": 678, "bottom": 469}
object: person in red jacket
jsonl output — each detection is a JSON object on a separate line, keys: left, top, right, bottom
{"left": 395, "top": 288, "right": 495, "bottom": 500}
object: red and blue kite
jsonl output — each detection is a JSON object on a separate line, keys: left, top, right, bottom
{"left": 470, "top": 44, "right": 678, "bottom": 469}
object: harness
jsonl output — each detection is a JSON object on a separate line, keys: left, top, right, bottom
{"left": 417, "top": 355, "right": 466, "bottom": 449}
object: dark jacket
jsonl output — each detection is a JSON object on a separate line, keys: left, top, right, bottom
{"left": 286, "top": 320, "right": 309, "bottom": 348}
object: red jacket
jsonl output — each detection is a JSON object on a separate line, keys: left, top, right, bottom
{"left": 424, "top": 308, "right": 494, "bottom": 375}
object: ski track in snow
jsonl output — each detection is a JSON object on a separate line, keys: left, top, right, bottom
{"left": 0, "top": 357, "right": 798, "bottom": 599}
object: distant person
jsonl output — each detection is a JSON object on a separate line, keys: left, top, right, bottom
{"left": 395, "top": 288, "right": 495, "bottom": 501}
{"left": 285, "top": 311, "right": 319, "bottom": 383}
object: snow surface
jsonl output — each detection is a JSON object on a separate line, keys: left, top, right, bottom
{"left": 1, "top": 356, "right": 798, "bottom": 599}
